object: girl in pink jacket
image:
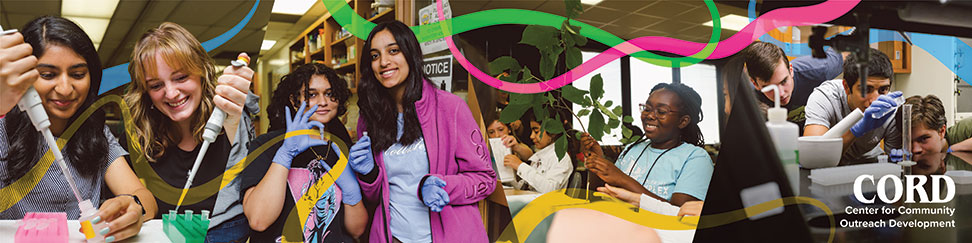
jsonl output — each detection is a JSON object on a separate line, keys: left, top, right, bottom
{"left": 347, "top": 20, "right": 497, "bottom": 243}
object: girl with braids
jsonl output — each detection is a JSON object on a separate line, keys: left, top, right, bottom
{"left": 0, "top": 16, "right": 157, "bottom": 242}
{"left": 241, "top": 63, "right": 367, "bottom": 242}
{"left": 347, "top": 20, "right": 496, "bottom": 243}
{"left": 582, "top": 83, "right": 713, "bottom": 207}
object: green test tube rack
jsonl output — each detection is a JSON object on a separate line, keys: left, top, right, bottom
{"left": 162, "top": 210, "right": 209, "bottom": 243}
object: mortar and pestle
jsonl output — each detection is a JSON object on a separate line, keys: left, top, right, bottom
{"left": 798, "top": 109, "right": 864, "bottom": 168}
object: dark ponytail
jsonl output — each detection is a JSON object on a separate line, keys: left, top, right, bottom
{"left": 650, "top": 83, "right": 704, "bottom": 147}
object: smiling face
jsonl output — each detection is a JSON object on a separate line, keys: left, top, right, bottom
{"left": 641, "top": 89, "right": 688, "bottom": 145}
{"left": 144, "top": 53, "right": 203, "bottom": 124}
{"left": 298, "top": 75, "right": 339, "bottom": 124}
{"left": 369, "top": 29, "right": 410, "bottom": 91}
{"left": 910, "top": 122, "right": 947, "bottom": 175}
{"left": 34, "top": 45, "right": 90, "bottom": 122}
{"left": 845, "top": 77, "right": 892, "bottom": 111}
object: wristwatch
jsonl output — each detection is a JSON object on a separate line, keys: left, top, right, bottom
{"left": 118, "top": 194, "right": 146, "bottom": 216}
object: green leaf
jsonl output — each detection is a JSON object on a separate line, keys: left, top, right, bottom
{"left": 577, "top": 109, "right": 591, "bottom": 117}
{"left": 509, "top": 93, "right": 537, "bottom": 105}
{"left": 533, "top": 104, "right": 548, "bottom": 122}
{"left": 572, "top": 28, "right": 588, "bottom": 46}
{"left": 589, "top": 109, "right": 605, "bottom": 140}
{"left": 612, "top": 105, "right": 623, "bottom": 117}
{"left": 555, "top": 135, "right": 568, "bottom": 161}
{"left": 488, "top": 56, "right": 520, "bottom": 76}
{"left": 520, "top": 25, "right": 560, "bottom": 49}
{"left": 519, "top": 67, "right": 534, "bottom": 83}
{"left": 539, "top": 46, "right": 563, "bottom": 80}
{"left": 622, "top": 126, "right": 633, "bottom": 137}
{"left": 608, "top": 118, "right": 620, "bottom": 129}
{"left": 604, "top": 100, "right": 613, "bottom": 107}
{"left": 590, "top": 74, "right": 604, "bottom": 100}
{"left": 544, "top": 118, "right": 565, "bottom": 134}
{"left": 560, "top": 85, "right": 589, "bottom": 106}
{"left": 623, "top": 115, "right": 634, "bottom": 123}
{"left": 564, "top": 0, "right": 583, "bottom": 19}
{"left": 566, "top": 46, "right": 582, "bottom": 69}
{"left": 500, "top": 104, "right": 530, "bottom": 123}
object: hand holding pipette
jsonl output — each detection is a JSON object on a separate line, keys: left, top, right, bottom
{"left": 3, "top": 25, "right": 106, "bottom": 242}
{"left": 176, "top": 53, "right": 252, "bottom": 209}
{"left": 1, "top": 26, "right": 41, "bottom": 115}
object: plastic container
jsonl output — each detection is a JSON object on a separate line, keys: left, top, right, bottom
{"left": 78, "top": 200, "right": 107, "bottom": 243}
{"left": 808, "top": 163, "right": 902, "bottom": 186}
{"left": 162, "top": 210, "right": 210, "bottom": 243}
{"left": 761, "top": 85, "right": 800, "bottom": 193}
{"left": 15, "top": 212, "right": 68, "bottom": 243}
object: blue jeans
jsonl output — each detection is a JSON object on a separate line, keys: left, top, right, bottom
{"left": 205, "top": 215, "right": 250, "bottom": 243}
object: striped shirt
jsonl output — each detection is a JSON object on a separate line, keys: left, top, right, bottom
{"left": 0, "top": 118, "right": 127, "bottom": 219}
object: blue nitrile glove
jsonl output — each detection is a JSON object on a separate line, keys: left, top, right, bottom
{"left": 421, "top": 176, "right": 450, "bottom": 212}
{"left": 851, "top": 91, "right": 903, "bottom": 137}
{"left": 321, "top": 145, "right": 362, "bottom": 205}
{"left": 348, "top": 133, "right": 375, "bottom": 174}
{"left": 889, "top": 148, "right": 905, "bottom": 162}
{"left": 272, "top": 101, "right": 326, "bottom": 169}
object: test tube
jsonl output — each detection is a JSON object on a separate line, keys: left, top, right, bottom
{"left": 902, "top": 104, "right": 912, "bottom": 160}
{"left": 201, "top": 210, "right": 210, "bottom": 220}
{"left": 184, "top": 210, "right": 193, "bottom": 221}
{"left": 873, "top": 96, "right": 906, "bottom": 119}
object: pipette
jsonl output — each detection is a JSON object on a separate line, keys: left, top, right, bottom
{"left": 175, "top": 53, "right": 250, "bottom": 210}
{"left": 3, "top": 25, "right": 85, "bottom": 204}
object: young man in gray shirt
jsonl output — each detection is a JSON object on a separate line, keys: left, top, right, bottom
{"left": 804, "top": 48, "right": 902, "bottom": 164}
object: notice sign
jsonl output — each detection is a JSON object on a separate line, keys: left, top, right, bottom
{"left": 423, "top": 55, "right": 452, "bottom": 92}
{"left": 418, "top": 0, "right": 451, "bottom": 54}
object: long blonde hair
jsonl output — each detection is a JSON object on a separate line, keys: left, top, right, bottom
{"left": 124, "top": 22, "right": 218, "bottom": 161}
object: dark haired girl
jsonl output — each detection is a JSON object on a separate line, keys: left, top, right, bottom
{"left": 347, "top": 20, "right": 496, "bottom": 242}
{"left": 0, "top": 16, "right": 156, "bottom": 242}
{"left": 241, "top": 63, "right": 367, "bottom": 242}
{"left": 583, "top": 83, "right": 713, "bottom": 207}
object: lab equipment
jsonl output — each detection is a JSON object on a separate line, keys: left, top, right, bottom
{"left": 176, "top": 53, "right": 249, "bottom": 210}
{"left": 78, "top": 200, "right": 107, "bottom": 242}
{"left": 808, "top": 163, "right": 902, "bottom": 186}
{"left": 797, "top": 136, "right": 843, "bottom": 169}
{"left": 15, "top": 212, "right": 68, "bottom": 243}
{"left": 898, "top": 104, "right": 916, "bottom": 175}
{"left": 761, "top": 85, "right": 799, "bottom": 193}
{"left": 871, "top": 95, "right": 906, "bottom": 119}
{"left": 162, "top": 210, "right": 210, "bottom": 243}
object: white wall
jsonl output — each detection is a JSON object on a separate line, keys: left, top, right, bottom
{"left": 893, "top": 45, "right": 957, "bottom": 126}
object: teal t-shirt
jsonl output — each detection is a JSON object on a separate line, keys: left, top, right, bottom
{"left": 615, "top": 140, "right": 713, "bottom": 201}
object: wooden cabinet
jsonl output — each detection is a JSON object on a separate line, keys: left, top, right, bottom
{"left": 287, "top": 0, "right": 404, "bottom": 93}
{"left": 878, "top": 41, "right": 912, "bottom": 73}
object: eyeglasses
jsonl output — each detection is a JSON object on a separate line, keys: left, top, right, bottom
{"left": 639, "top": 103, "right": 679, "bottom": 117}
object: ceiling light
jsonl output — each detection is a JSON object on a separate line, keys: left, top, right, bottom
{"left": 261, "top": 40, "right": 277, "bottom": 50}
{"left": 581, "top": 0, "right": 603, "bottom": 5}
{"left": 62, "top": 0, "right": 119, "bottom": 18}
{"left": 703, "top": 14, "right": 750, "bottom": 32}
{"left": 272, "top": 0, "right": 318, "bottom": 15}
{"left": 63, "top": 16, "right": 110, "bottom": 44}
